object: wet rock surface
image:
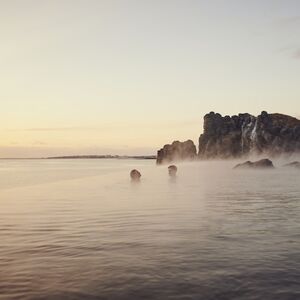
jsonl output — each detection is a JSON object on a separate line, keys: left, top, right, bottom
{"left": 157, "top": 140, "right": 197, "bottom": 164}
{"left": 234, "top": 159, "right": 275, "bottom": 169}
{"left": 283, "top": 161, "right": 300, "bottom": 169}
{"left": 198, "top": 111, "right": 300, "bottom": 159}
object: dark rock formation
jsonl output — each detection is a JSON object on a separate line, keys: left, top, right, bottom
{"left": 234, "top": 159, "right": 274, "bottom": 169}
{"left": 283, "top": 161, "right": 300, "bottom": 169}
{"left": 130, "top": 169, "right": 141, "bottom": 181}
{"left": 198, "top": 111, "right": 300, "bottom": 159}
{"left": 168, "top": 165, "right": 178, "bottom": 177}
{"left": 157, "top": 140, "right": 197, "bottom": 164}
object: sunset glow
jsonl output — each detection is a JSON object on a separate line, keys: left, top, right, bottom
{"left": 1, "top": 0, "right": 299, "bottom": 157}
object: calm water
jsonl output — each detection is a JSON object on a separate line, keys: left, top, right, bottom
{"left": 0, "top": 159, "right": 299, "bottom": 300}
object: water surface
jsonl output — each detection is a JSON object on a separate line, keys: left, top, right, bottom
{"left": 0, "top": 159, "right": 299, "bottom": 300}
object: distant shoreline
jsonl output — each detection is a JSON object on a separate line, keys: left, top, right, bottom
{"left": 0, "top": 155, "right": 157, "bottom": 160}
{"left": 47, "top": 155, "right": 156, "bottom": 160}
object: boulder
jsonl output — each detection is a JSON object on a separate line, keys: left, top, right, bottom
{"left": 234, "top": 159, "right": 275, "bottom": 169}
{"left": 283, "top": 161, "right": 300, "bottom": 169}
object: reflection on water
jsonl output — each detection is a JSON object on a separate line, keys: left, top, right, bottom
{"left": 0, "top": 159, "right": 299, "bottom": 300}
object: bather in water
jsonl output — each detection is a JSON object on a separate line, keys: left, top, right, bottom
{"left": 168, "top": 165, "right": 177, "bottom": 177}
{"left": 130, "top": 169, "right": 141, "bottom": 181}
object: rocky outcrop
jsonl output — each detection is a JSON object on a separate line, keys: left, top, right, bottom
{"left": 234, "top": 159, "right": 274, "bottom": 169}
{"left": 198, "top": 111, "right": 300, "bottom": 159}
{"left": 283, "top": 161, "right": 300, "bottom": 169}
{"left": 156, "top": 140, "right": 197, "bottom": 164}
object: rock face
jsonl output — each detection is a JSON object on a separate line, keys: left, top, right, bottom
{"left": 234, "top": 159, "right": 274, "bottom": 169}
{"left": 283, "top": 161, "right": 300, "bottom": 169}
{"left": 156, "top": 140, "right": 197, "bottom": 164}
{"left": 198, "top": 111, "right": 300, "bottom": 159}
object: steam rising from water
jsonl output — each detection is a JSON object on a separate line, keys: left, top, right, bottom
{"left": 0, "top": 159, "right": 299, "bottom": 300}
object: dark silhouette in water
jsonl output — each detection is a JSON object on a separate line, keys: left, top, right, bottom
{"left": 283, "top": 161, "right": 300, "bottom": 169}
{"left": 130, "top": 169, "right": 141, "bottom": 181}
{"left": 168, "top": 165, "right": 178, "bottom": 177}
{"left": 234, "top": 158, "right": 274, "bottom": 169}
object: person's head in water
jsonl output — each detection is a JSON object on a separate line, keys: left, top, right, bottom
{"left": 168, "top": 165, "right": 177, "bottom": 177}
{"left": 130, "top": 169, "right": 141, "bottom": 181}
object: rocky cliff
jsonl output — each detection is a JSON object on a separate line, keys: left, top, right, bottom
{"left": 198, "top": 111, "right": 300, "bottom": 159}
{"left": 157, "top": 140, "right": 197, "bottom": 164}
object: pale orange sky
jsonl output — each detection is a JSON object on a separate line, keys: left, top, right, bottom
{"left": 1, "top": 0, "right": 300, "bottom": 157}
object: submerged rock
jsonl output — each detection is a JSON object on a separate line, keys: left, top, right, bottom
{"left": 198, "top": 111, "right": 300, "bottom": 159}
{"left": 168, "top": 165, "right": 178, "bottom": 177}
{"left": 130, "top": 169, "right": 141, "bottom": 181}
{"left": 283, "top": 161, "right": 300, "bottom": 169}
{"left": 234, "top": 159, "right": 274, "bottom": 169}
{"left": 157, "top": 140, "right": 197, "bottom": 164}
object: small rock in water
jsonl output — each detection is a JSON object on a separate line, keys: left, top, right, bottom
{"left": 234, "top": 159, "right": 274, "bottom": 169}
{"left": 283, "top": 161, "right": 300, "bottom": 169}
{"left": 168, "top": 165, "right": 178, "bottom": 177}
{"left": 130, "top": 169, "right": 141, "bottom": 181}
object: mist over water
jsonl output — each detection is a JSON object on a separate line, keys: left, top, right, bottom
{"left": 0, "top": 159, "right": 299, "bottom": 300}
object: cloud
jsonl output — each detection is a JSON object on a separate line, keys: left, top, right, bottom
{"left": 277, "top": 45, "right": 297, "bottom": 53}
{"left": 5, "top": 126, "right": 97, "bottom": 132}
{"left": 32, "top": 140, "right": 47, "bottom": 145}
{"left": 276, "top": 16, "right": 300, "bottom": 27}
{"left": 293, "top": 49, "right": 300, "bottom": 59}
{"left": 0, "top": 145, "right": 157, "bottom": 158}
{"left": 273, "top": 16, "right": 300, "bottom": 59}
{"left": 6, "top": 120, "right": 201, "bottom": 132}
{"left": 24, "top": 127, "right": 96, "bottom": 132}
{"left": 276, "top": 46, "right": 300, "bottom": 60}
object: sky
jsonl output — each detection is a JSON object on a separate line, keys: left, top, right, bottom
{"left": 0, "top": 0, "right": 299, "bottom": 157}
